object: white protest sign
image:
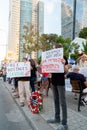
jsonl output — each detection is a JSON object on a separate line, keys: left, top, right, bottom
{"left": 42, "top": 48, "right": 64, "bottom": 73}
{"left": 79, "top": 67, "right": 87, "bottom": 78}
{"left": 6, "top": 62, "right": 30, "bottom": 78}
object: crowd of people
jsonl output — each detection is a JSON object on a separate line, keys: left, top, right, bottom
{"left": 1, "top": 44, "right": 87, "bottom": 130}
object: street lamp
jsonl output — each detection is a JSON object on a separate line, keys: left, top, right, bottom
{"left": 72, "top": 0, "right": 76, "bottom": 40}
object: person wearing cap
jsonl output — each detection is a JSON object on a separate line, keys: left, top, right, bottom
{"left": 47, "top": 43, "right": 68, "bottom": 130}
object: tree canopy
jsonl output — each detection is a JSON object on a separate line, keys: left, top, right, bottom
{"left": 22, "top": 23, "right": 80, "bottom": 60}
{"left": 79, "top": 27, "right": 87, "bottom": 39}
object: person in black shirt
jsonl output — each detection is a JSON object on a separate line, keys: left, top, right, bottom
{"left": 47, "top": 43, "right": 68, "bottom": 130}
{"left": 29, "top": 59, "right": 37, "bottom": 92}
{"left": 66, "top": 65, "right": 87, "bottom": 90}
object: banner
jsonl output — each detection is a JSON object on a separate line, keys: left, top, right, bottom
{"left": 6, "top": 62, "right": 30, "bottom": 78}
{"left": 42, "top": 48, "right": 64, "bottom": 73}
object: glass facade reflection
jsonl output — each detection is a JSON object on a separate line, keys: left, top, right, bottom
{"left": 61, "top": 0, "right": 87, "bottom": 40}
{"left": 9, "top": 0, "right": 44, "bottom": 61}
{"left": 37, "top": 1, "right": 44, "bottom": 34}
{"left": 19, "top": 0, "right": 32, "bottom": 61}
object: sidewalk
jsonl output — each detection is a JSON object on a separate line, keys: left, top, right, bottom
{"left": 2, "top": 80, "right": 87, "bottom": 130}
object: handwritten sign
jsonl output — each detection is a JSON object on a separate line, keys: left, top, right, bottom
{"left": 6, "top": 62, "right": 30, "bottom": 78}
{"left": 42, "top": 48, "right": 64, "bottom": 73}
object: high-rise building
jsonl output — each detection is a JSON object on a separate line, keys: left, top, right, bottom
{"left": 37, "top": 1, "right": 44, "bottom": 34}
{"left": 8, "top": 0, "right": 44, "bottom": 61}
{"left": 19, "top": 0, "right": 32, "bottom": 61}
{"left": 32, "top": 0, "right": 38, "bottom": 33}
{"left": 61, "top": 0, "right": 87, "bottom": 40}
{"left": 8, "top": 0, "right": 20, "bottom": 61}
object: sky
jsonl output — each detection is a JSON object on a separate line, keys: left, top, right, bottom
{"left": 0, "top": 0, "right": 61, "bottom": 62}
{"left": 43, "top": 0, "right": 61, "bottom": 35}
{"left": 0, "top": 0, "right": 9, "bottom": 62}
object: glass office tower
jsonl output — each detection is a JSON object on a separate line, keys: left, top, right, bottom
{"left": 19, "top": 0, "right": 32, "bottom": 61}
{"left": 61, "top": 0, "right": 87, "bottom": 40}
{"left": 37, "top": 1, "right": 44, "bottom": 34}
{"left": 8, "top": 0, "right": 44, "bottom": 61}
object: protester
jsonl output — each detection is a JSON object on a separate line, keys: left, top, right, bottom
{"left": 40, "top": 72, "right": 50, "bottom": 97}
{"left": 65, "top": 65, "right": 87, "bottom": 103}
{"left": 76, "top": 54, "right": 87, "bottom": 67}
{"left": 2, "top": 63, "right": 7, "bottom": 82}
{"left": 29, "top": 59, "right": 37, "bottom": 92}
{"left": 47, "top": 43, "right": 68, "bottom": 130}
{"left": 12, "top": 78, "right": 19, "bottom": 98}
{"left": 66, "top": 65, "right": 87, "bottom": 88}
{"left": 37, "top": 63, "right": 52, "bottom": 97}
{"left": 18, "top": 57, "right": 31, "bottom": 107}
{"left": 2, "top": 68, "right": 6, "bottom": 82}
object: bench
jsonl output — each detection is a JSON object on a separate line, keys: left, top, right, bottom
{"left": 70, "top": 80, "right": 85, "bottom": 111}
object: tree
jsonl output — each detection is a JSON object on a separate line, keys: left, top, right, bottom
{"left": 22, "top": 23, "right": 80, "bottom": 60}
{"left": 22, "top": 22, "right": 41, "bottom": 57}
{"left": 40, "top": 34, "right": 58, "bottom": 51}
{"left": 82, "top": 41, "right": 87, "bottom": 54}
{"left": 79, "top": 27, "right": 87, "bottom": 39}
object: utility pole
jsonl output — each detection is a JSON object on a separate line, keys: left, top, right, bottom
{"left": 72, "top": 0, "right": 76, "bottom": 40}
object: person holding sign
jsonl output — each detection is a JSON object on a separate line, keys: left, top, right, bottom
{"left": 18, "top": 57, "right": 31, "bottom": 107}
{"left": 47, "top": 43, "right": 68, "bottom": 130}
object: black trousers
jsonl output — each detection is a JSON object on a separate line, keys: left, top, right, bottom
{"left": 52, "top": 84, "right": 67, "bottom": 125}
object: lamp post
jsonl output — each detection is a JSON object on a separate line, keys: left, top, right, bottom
{"left": 72, "top": 0, "right": 76, "bottom": 40}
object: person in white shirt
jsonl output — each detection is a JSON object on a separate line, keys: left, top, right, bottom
{"left": 76, "top": 54, "right": 87, "bottom": 67}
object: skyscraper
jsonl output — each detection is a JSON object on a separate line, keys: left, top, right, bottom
{"left": 19, "top": 0, "right": 32, "bottom": 61}
{"left": 8, "top": 0, "right": 20, "bottom": 61}
{"left": 32, "top": 0, "right": 38, "bottom": 33}
{"left": 37, "top": 1, "right": 44, "bottom": 34}
{"left": 8, "top": 0, "right": 44, "bottom": 61}
{"left": 61, "top": 0, "right": 87, "bottom": 40}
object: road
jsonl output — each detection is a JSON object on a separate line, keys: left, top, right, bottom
{"left": 0, "top": 81, "right": 33, "bottom": 130}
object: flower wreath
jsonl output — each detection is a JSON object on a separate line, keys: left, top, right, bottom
{"left": 28, "top": 91, "right": 43, "bottom": 114}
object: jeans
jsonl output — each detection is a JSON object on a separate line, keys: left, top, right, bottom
{"left": 3, "top": 75, "right": 6, "bottom": 82}
{"left": 52, "top": 84, "right": 67, "bottom": 125}
{"left": 14, "top": 78, "right": 18, "bottom": 89}
{"left": 30, "top": 77, "right": 36, "bottom": 92}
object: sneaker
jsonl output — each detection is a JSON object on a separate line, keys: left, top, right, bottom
{"left": 47, "top": 118, "right": 60, "bottom": 123}
{"left": 57, "top": 124, "right": 68, "bottom": 130}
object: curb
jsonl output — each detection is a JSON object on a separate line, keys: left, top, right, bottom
{"left": 4, "top": 82, "right": 55, "bottom": 130}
